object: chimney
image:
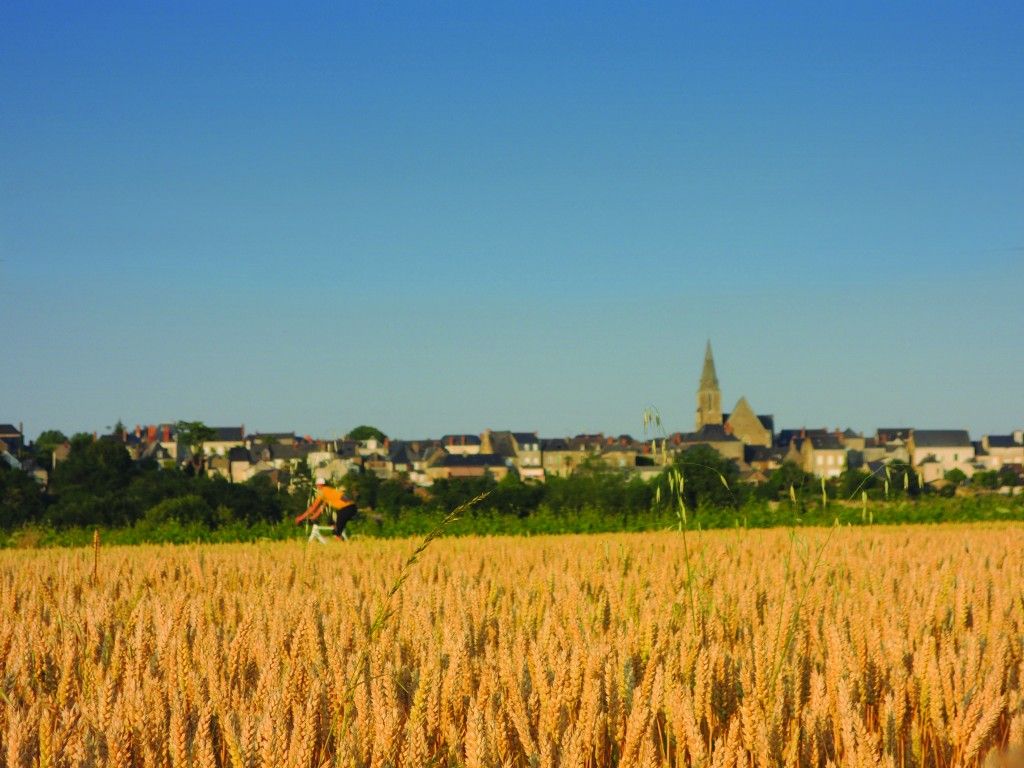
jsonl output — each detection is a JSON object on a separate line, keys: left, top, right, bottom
{"left": 147, "top": 425, "right": 157, "bottom": 443}
{"left": 135, "top": 424, "right": 141, "bottom": 438}
{"left": 162, "top": 425, "right": 171, "bottom": 442}
{"left": 800, "top": 427, "right": 806, "bottom": 438}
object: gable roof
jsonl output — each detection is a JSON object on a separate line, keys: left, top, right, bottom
{"left": 912, "top": 429, "right": 971, "bottom": 448}
{"left": 511, "top": 432, "right": 539, "bottom": 446}
{"left": 0, "top": 424, "right": 21, "bottom": 436}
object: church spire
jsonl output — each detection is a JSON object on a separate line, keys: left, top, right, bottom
{"left": 695, "top": 340, "right": 723, "bottom": 430}
{"left": 700, "top": 340, "right": 719, "bottom": 389}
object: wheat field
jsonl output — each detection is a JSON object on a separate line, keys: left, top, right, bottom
{"left": 0, "top": 525, "right": 1022, "bottom": 767}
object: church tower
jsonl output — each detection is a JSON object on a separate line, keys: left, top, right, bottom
{"left": 695, "top": 340, "right": 723, "bottom": 430}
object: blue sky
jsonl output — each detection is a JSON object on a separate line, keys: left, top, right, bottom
{"left": 2, "top": 2, "right": 1022, "bottom": 440}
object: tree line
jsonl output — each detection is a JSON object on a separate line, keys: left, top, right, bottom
{"left": 2, "top": 434, "right": 1019, "bottom": 543}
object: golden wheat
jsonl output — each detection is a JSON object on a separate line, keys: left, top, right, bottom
{"left": 0, "top": 524, "right": 1022, "bottom": 767}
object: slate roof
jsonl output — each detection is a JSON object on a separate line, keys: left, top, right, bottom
{"left": 758, "top": 415, "right": 775, "bottom": 434}
{"left": 986, "top": 434, "right": 1020, "bottom": 449}
{"left": 267, "top": 444, "right": 310, "bottom": 460}
{"left": 540, "top": 438, "right": 570, "bottom": 451}
{"left": 678, "top": 424, "right": 739, "bottom": 443}
{"left": 439, "top": 453, "right": 507, "bottom": 468}
{"left": 912, "top": 429, "right": 971, "bottom": 448}
{"left": 227, "top": 446, "right": 252, "bottom": 462}
{"left": 511, "top": 432, "right": 539, "bottom": 447}
{"left": 570, "top": 434, "right": 606, "bottom": 449}
{"left": 775, "top": 428, "right": 829, "bottom": 448}
{"left": 807, "top": 435, "right": 843, "bottom": 451}
{"left": 387, "top": 441, "right": 425, "bottom": 465}
{"left": 877, "top": 428, "right": 913, "bottom": 442}
{"left": 210, "top": 427, "right": 245, "bottom": 442}
{"left": 0, "top": 424, "right": 21, "bottom": 436}
{"left": 247, "top": 432, "right": 296, "bottom": 442}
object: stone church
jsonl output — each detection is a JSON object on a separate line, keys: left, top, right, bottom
{"left": 694, "top": 342, "right": 774, "bottom": 448}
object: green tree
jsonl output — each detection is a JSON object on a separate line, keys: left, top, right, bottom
{"left": 944, "top": 468, "right": 968, "bottom": 485}
{"left": 341, "top": 469, "right": 383, "bottom": 509}
{"left": 759, "top": 462, "right": 816, "bottom": 505}
{"left": 47, "top": 438, "right": 137, "bottom": 527}
{"left": 347, "top": 425, "right": 387, "bottom": 442}
{"left": 35, "top": 429, "right": 68, "bottom": 452}
{"left": 838, "top": 468, "right": 875, "bottom": 499}
{"left": 33, "top": 429, "right": 68, "bottom": 468}
{"left": 970, "top": 470, "right": 999, "bottom": 489}
{"left": 672, "top": 445, "right": 740, "bottom": 510}
{"left": 175, "top": 421, "right": 217, "bottom": 476}
{"left": 0, "top": 463, "right": 45, "bottom": 528}
{"left": 998, "top": 466, "right": 1021, "bottom": 487}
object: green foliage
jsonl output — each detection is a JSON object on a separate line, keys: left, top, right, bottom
{"left": 970, "top": 470, "right": 999, "bottom": 489}
{"left": 347, "top": 425, "right": 387, "bottom": 442}
{"left": 761, "top": 462, "right": 816, "bottom": 502}
{"left": 35, "top": 429, "right": 68, "bottom": 452}
{"left": 175, "top": 421, "right": 216, "bottom": 452}
{"left": 4, "top": 433, "right": 1024, "bottom": 548}
{"left": 998, "top": 467, "right": 1021, "bottom": 487}
{"left": 33, "top": 429, "right": 68, "bottom": 467}
{"left": 671, "top": 445, "right": 740, "bottom": 509}
{"left": 141, "top": 494, "right": 214, "bottom": 527}
{"left": 945, "top": 468, "right": 968, "bottom": 485}
{"left": 0, "top": 462, "right": 45, "bottom": 528}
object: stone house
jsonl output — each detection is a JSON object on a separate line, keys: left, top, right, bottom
{"left": 801, "top": 434, "right": 846, "bottom": 478}
{"left": 425, "top": 452, "right": 509, "bottom": 482}
{"left": 201, "top": 426, "right": 246, "bottom": 457}
{"left": 909, "top": 429, "right": 975, "bottom": 483}
{"left": 976, "top": 433, "right": 1024, "bottom": 471}
{"left": 669, "top": 425, "right": 744, "bottom": 462}
{"left": 540, "top": 438, "right": 593, "bottom": 478}
{"left": 484, "top": 430, "right": 545, "bottom": 481}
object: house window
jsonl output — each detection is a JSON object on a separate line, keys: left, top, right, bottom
{"left": 817, "top": 455, "right": 824, "bottom": 465}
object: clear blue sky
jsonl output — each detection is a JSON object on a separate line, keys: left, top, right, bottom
{"left": 2, "top": 2, "right": 1022, "bottom": 440}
